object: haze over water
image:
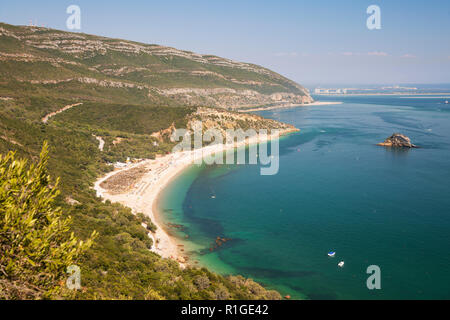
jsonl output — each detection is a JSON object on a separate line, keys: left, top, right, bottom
{"left": 158, "top": 95, "right": 450, "bottom": 299}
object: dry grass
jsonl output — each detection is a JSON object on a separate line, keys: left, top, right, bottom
{"left": 100, "top": 166, "right": 147, "bottom": 194}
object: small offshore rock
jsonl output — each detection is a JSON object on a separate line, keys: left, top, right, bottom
{"left": 377, "top": 133, "right": 417, "bottom": 148}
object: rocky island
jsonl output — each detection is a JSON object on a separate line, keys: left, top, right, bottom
{"left": 377, "top": 133, "right": 418, "bottom": 148}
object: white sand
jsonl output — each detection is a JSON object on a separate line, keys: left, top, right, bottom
{"left": 239, "top": 101, "right": 342, "bottom": 112}
{"left": 94, "top": 129, "right": 296, "bottom": 267}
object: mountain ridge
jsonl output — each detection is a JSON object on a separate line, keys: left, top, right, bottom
{"left": 0, "top": 22, "right": 312, "bottom": 110}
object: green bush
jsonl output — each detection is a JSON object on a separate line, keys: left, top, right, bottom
{"left": 0, "top": 143, "right": 97, "bottom": 299}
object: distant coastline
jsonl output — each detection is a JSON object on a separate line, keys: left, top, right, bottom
{"left": 315, "top": 92, "right": 450, "bottom": 96}
{"left": 238, "top": 101, "right": 342, "bottom": 112}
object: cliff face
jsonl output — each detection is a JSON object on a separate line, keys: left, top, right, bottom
{"left": 0, "top": 22, "right": 312, "bottom": 110}
{"left": 187, "top": 107, "right": 298, "bottom": 134}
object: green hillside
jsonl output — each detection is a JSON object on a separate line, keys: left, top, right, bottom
{"left": 0, "top": 22, "right": 305, "bottom": 300}
{"left": 0, "top": 22, "right": 312, "bottom": 112}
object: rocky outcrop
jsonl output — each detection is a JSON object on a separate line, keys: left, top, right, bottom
{"left": 377, "top": 133, "right": 418, "bottom": 148}
{"left": 157, "top": 87, "right": 313, "bottom": 109}
{"left": 150, "top": 107, "right": 299, "bottom": 144}
{"left": 188, "top": 107, "right": 298, "bottom": 134}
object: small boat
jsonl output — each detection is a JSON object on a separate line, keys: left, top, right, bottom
{"left": 338, "top": 261, "right": 345, "bottom": 268}
{"left": 445, "top": 100, "right": 449, "bottom": 104}
{"left": 211, "top": 195, "right": 216, "bottom": 199}
{"left": 327, "top": 251, "right": 336, "bottom": 257}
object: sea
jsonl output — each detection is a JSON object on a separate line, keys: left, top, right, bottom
{"left": 157, "top": 94, "right": 450, "bottom": 299}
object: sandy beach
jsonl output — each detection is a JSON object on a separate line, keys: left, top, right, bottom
{"left": 238, "top": 101, "right": 342, "bottom": 112}
{"left": 94, "top": 128, "right": 297, "bottom": 267}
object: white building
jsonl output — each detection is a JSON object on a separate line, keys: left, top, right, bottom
{"left": 314, "top": 88, "right": 347, "bottom": 94}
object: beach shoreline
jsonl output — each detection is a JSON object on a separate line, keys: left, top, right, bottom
{"left": 238, "top": 101, "right": 342, "bottom": 112}
{"left": 94, "top": 128, "right": 298, "bottom": 267}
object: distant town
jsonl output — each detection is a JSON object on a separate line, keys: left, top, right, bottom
{"left": 314, "top": 85, "right": 421, "bottom": 95}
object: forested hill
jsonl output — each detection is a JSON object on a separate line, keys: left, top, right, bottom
{"left": 0, "top": 22, "right": 299, "bottom": 299}
{"left": 0, "top": 22, "right": 312, "bottom": 112}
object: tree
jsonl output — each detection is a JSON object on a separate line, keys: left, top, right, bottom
{"left": 0, "top": 142, "right": 97, "bottom": 299}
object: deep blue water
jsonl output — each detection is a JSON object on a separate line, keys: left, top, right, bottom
{"left": 157, "top": 95, "right": 450, "bottom": 299}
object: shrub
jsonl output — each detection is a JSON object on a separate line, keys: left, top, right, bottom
{"left": 0, "top": 143, "right": 97, "bottom": 299}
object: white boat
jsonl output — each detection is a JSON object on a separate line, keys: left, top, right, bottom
{"left": 328, "top": 251, "right": 336, "bottom": 257}
{"left": 338, "top": 261, "right": 345, "bottom": 268}
{"left": 211, "top": 195, "right": 216, "bottom": 199}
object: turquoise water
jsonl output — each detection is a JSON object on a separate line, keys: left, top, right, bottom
{"left": 157, "top": 95, "right": 450, "bottom": 299}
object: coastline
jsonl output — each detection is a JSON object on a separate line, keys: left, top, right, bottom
{"left": 315, "top": 92, "right": 450, "bottom": 96}
{"left": 238, "top": 101, "right": 342, "bottom": 112}
{"left": 94, "top": 128, "right": 298, "bottom": 267}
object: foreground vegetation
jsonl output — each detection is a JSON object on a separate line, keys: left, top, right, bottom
{"left": 0, "top": 144, "right": 96, "bottom": 299}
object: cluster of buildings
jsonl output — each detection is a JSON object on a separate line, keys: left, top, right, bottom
{"left": 314, "top": 88, "right": 348, "bottom": 94}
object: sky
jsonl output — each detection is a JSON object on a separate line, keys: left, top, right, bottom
{"left": 1, "top": 0, "right": 449, "bottom": 86}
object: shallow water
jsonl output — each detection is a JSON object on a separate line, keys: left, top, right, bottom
{"left": 158, "top": 95, "right": 450, "bottom": 299}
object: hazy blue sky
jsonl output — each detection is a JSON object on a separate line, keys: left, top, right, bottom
{"left": 1, "top": 0, "right": 449, "bottom": 85}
